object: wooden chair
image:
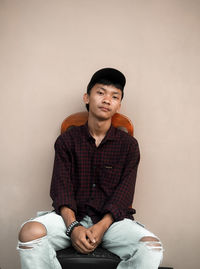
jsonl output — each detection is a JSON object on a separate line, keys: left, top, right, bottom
{"left": 60, "top": 111, "right": 133, "bottom": 135}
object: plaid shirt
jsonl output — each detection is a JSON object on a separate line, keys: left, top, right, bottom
{"left": 50, "top": 123, "right": 140, "bottom": 223}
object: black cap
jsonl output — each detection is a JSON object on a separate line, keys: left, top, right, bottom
{"left": 87, "top": 67, "right": 126, "bottom": 97}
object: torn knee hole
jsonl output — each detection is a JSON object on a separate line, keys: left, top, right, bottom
{"left": 19, "top": 246, "right": 33, "bottom": 249}
{"left": 18, "top": 221, "right": 47, "bottom": 243}
{"left": 18, "top": 242, "right": 34, "bottom": 250}
{"left": 140, "top": 236, "right": 159, "bottom": 242}
{"left": 140, "top": 236, "right": 162, "bottom": 251}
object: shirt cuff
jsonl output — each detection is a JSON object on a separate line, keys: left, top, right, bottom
{"left": 102, "top": 203, "right": 125, "bottom": 222}
{"left": 52, "top": 199, "right": 77, "bottom": 215}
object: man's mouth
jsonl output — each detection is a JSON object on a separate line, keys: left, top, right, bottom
{"left": 99, "top": 107, "right": 111, "bottom": 112}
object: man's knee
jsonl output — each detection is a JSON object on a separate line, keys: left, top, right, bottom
{"left": 19, "top": 221, "right": 47, "bottom": 244}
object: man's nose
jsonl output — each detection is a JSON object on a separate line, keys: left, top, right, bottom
{"left": 103, "top": 95, "right": 111, "bottom": 104}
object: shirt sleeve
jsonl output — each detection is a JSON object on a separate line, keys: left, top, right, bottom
{"left": 50, "top": 135, "right": 77, "bottom": 214}
{"left": 102, "top": 138, "right": 140, "bottom": 221}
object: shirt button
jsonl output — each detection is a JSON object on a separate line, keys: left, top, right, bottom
{"left": 92, "top": 183, "right": 96, "bottom": 188}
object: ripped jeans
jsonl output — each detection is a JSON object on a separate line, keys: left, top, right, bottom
{"left": 17, "top": 211, "right": 163, "bottom": 269}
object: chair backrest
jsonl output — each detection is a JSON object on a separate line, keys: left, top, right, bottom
{"left": 61, "top": 112, "right": 134, "bottom": 136}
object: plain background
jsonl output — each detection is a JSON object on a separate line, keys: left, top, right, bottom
{"left": 0, "top": 0, "right": 200, "bottom": 268}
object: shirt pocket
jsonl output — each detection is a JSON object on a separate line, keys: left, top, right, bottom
{"left": 99, "top": 163, "right": 121, "bottom": 189}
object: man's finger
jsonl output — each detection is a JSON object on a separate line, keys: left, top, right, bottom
{"left": 73, "top": 241, "right": 94, "bottom": 254}
{"left": 86, "top": 230, "right": 96, "bottom": 244}
{"left": 80, "top": 237, "right": 96, "bottom": 251}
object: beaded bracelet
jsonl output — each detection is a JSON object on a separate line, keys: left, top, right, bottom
{"left": 66, "top": 221, "right": 82, "bottom": 237}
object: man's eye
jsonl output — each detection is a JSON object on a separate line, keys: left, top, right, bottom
{"left": 97, "top": 91, "right": 103, "bottom": 95}
{"left": 113, "top": 96, "right": 119, "bottom": 100}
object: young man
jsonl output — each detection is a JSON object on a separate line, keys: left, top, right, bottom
{"left": 18, "top": 68, "right": 163, "bottom": 268}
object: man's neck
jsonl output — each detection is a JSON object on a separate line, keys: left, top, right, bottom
{"left": 87, "top": 116, "right": 111, "bottom": 147}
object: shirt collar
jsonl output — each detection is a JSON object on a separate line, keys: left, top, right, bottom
{"left": 83, "top": 122, "right": 117, "bottom": 142}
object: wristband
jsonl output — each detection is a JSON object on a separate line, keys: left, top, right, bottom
{"left": 66, "top": 221, "right": 82, "bottom": 237}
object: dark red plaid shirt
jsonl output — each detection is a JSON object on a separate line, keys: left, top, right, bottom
{"left": 50, "top": 123, "right": 140, "bottom": 223}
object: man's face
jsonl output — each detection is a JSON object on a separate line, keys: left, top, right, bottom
{"left": 83, "top": 84, "right": 122, "bottom": 120}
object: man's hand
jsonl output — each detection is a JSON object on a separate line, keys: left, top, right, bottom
{"left": 70, "top": 225, "right": 96, "bottom": 254}
{"left": 88, "top": 213, "right": 114, "bottom": 248}
{"left": 61, "top": 207, "right": 113, "bottom": 253}
{"left": 87, "top": 222, "right": 106, "bottom": 248}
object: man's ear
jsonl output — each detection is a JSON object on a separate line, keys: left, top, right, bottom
{"left": 83, "top": 93, "right": 89, "bottom": 104}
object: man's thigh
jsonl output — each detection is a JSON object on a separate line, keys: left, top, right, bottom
{"left": 102, "top": 219, "right": 158, "bottom": 257}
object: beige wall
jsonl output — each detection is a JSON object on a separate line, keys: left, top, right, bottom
{"left": 0, "top": 0, "right": 200, "bottom": 268}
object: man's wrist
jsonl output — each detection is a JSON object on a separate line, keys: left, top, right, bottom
{"left": 66, "top": 221, "right": 82, "bottom": 237}
{"left": 100, "top": 213, "right": 114, "bottom": 230}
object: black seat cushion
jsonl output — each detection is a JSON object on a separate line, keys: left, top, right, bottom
{"left": 57, "top": 245, "right": 121, "bottom": 269}
{"left": 57, "top": 246, "right": 173, "bottom": 269}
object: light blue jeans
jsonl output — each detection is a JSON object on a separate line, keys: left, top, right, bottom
{"left": 17, "top": 211, "right": 163, "bottom": 269}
